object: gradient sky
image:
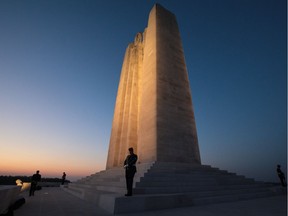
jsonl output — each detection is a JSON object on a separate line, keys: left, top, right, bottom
{"left": 0, "top": 0, "right": 286, "bottom": 182}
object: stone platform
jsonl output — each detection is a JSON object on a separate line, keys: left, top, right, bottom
{"left": 0, "top": 185, "right": 21, "bottom": 214}
{"left": 13, "top": 187, "right": 287, "bottom": 216}
{"left": 63, "top": 162, "right": 286, "bottom": 214}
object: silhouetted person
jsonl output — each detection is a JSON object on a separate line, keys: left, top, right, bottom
{"left": 62, "top": 172, "right": 66, "bottom": 185}
{"left": 277, "top": 165, "right": 286, "bottom": 187}
{"left": 124, "top": 147, "right": 138, "bottom": 196}
{"left": 29, "top": 170, "right": 41, "bottom": 196}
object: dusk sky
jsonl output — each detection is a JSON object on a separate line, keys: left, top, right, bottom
{"left": 0, "top": 0, "right": 286, "bottom": 182}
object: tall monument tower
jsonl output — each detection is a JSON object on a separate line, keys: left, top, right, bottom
{"left": 66, "top": 5, "right": 281, "bottom": 214}
{"left": 106, "top": 4, "right": 201, "bottom": 169}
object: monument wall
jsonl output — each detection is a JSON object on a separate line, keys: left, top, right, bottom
{"left": 106, "top": 34, "right": 144, "bottom": 169}
{"left": 106, "top": 4, "right": 201, "bottom": 169}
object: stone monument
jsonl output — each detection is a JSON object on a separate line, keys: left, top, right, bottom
{"left": 64, "top": 4, "right": 284, "bottom": 214}
{"left": 106, "top": 4, "right": 201, "bottom": 169}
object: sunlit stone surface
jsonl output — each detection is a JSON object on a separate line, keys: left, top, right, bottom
{"left": 106, "top": 4, "right": 201, "bottom": 169}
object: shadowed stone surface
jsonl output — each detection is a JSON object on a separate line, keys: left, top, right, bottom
{"left": 65, "top": 162, "right": 286, "bottom": 214}
{"left": 0, "top": 186, "right": 21, "bottom": 214}
{"left": 14, "top": 187, "right": 287, "bottom": 216}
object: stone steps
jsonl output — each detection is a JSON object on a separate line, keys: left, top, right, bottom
{"left": 137, "top": 178, "right": 254, "bottom": 185}
{"left": 68, "top": 181, "right": 126, "bottom": 194}
{"left": 191, "top": 191, "right": 277, "bottom": 206}
{"left": 110, "top": 189, "right": 279, "bottom": 214}
{"left": 63, "top": 162, "right": 285, "bottom": 214}
{"left": 134, "top": 183, "right": 271, "bottom": 195}
{"left": 64, "top": 162, "right": 154, "bottom": 198}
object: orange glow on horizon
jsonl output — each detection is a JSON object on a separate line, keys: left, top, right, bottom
{"left": 1, "top": 150, "right": 106, "bottom": 181}
{"left": 1, "top": 135, "right": 108, "bottom": 181}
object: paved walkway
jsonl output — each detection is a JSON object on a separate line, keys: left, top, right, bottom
{"left": 14, "top": 187, "right": 287, "bottom": 216}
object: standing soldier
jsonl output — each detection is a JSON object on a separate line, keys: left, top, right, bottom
{"left": 277, "top": 164, "right": 287, "bottom": 187}
{"left": 124, "top": 147, "right": 138, "bottom": 196}
{"left": 29, "top": 170, "right": 41, "bottom": 196}
{"left": 62, "top": 172, "right": 66, "bottom": 185}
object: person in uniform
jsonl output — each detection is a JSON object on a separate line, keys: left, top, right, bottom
{"left": 124, "top": 147, "right": 138, "bottom": 196}
{"left": 277, "top": 164, "right": 286, "bottom": 187}
{"left": 62, "top": 172, "right": 66, "bottom": 185}
{"left": 29, "top": 170, "right": 41, "bottom": 196}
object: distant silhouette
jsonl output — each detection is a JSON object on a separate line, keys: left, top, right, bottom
{"left": 62, "top": 172, "right": 66, "bottom": 185}
{"left": 29, "top": 170, "right": 41, "bottom": 196}
{"left": 124, "top": 147, "right": 138, "bottom": 196}
{"left": 277, "top": 165, "right": 286, "bottom": 187}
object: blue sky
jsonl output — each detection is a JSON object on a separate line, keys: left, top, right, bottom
{"left": 0, "top": 0, "right": 286, "bottom": 182}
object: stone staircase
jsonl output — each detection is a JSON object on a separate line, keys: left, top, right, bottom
{"left": 62, "top": 162, "right": 285, "bottom": 214}
{"left": 63, "top": 162, "right": 153, "bottom": 201}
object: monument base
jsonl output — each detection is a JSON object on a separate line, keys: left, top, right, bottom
{"left": 0, "top": 186, "right": 21, "bottom": 214}
{"left": 63, "top": 162, "right": 286, "bottom": 214}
